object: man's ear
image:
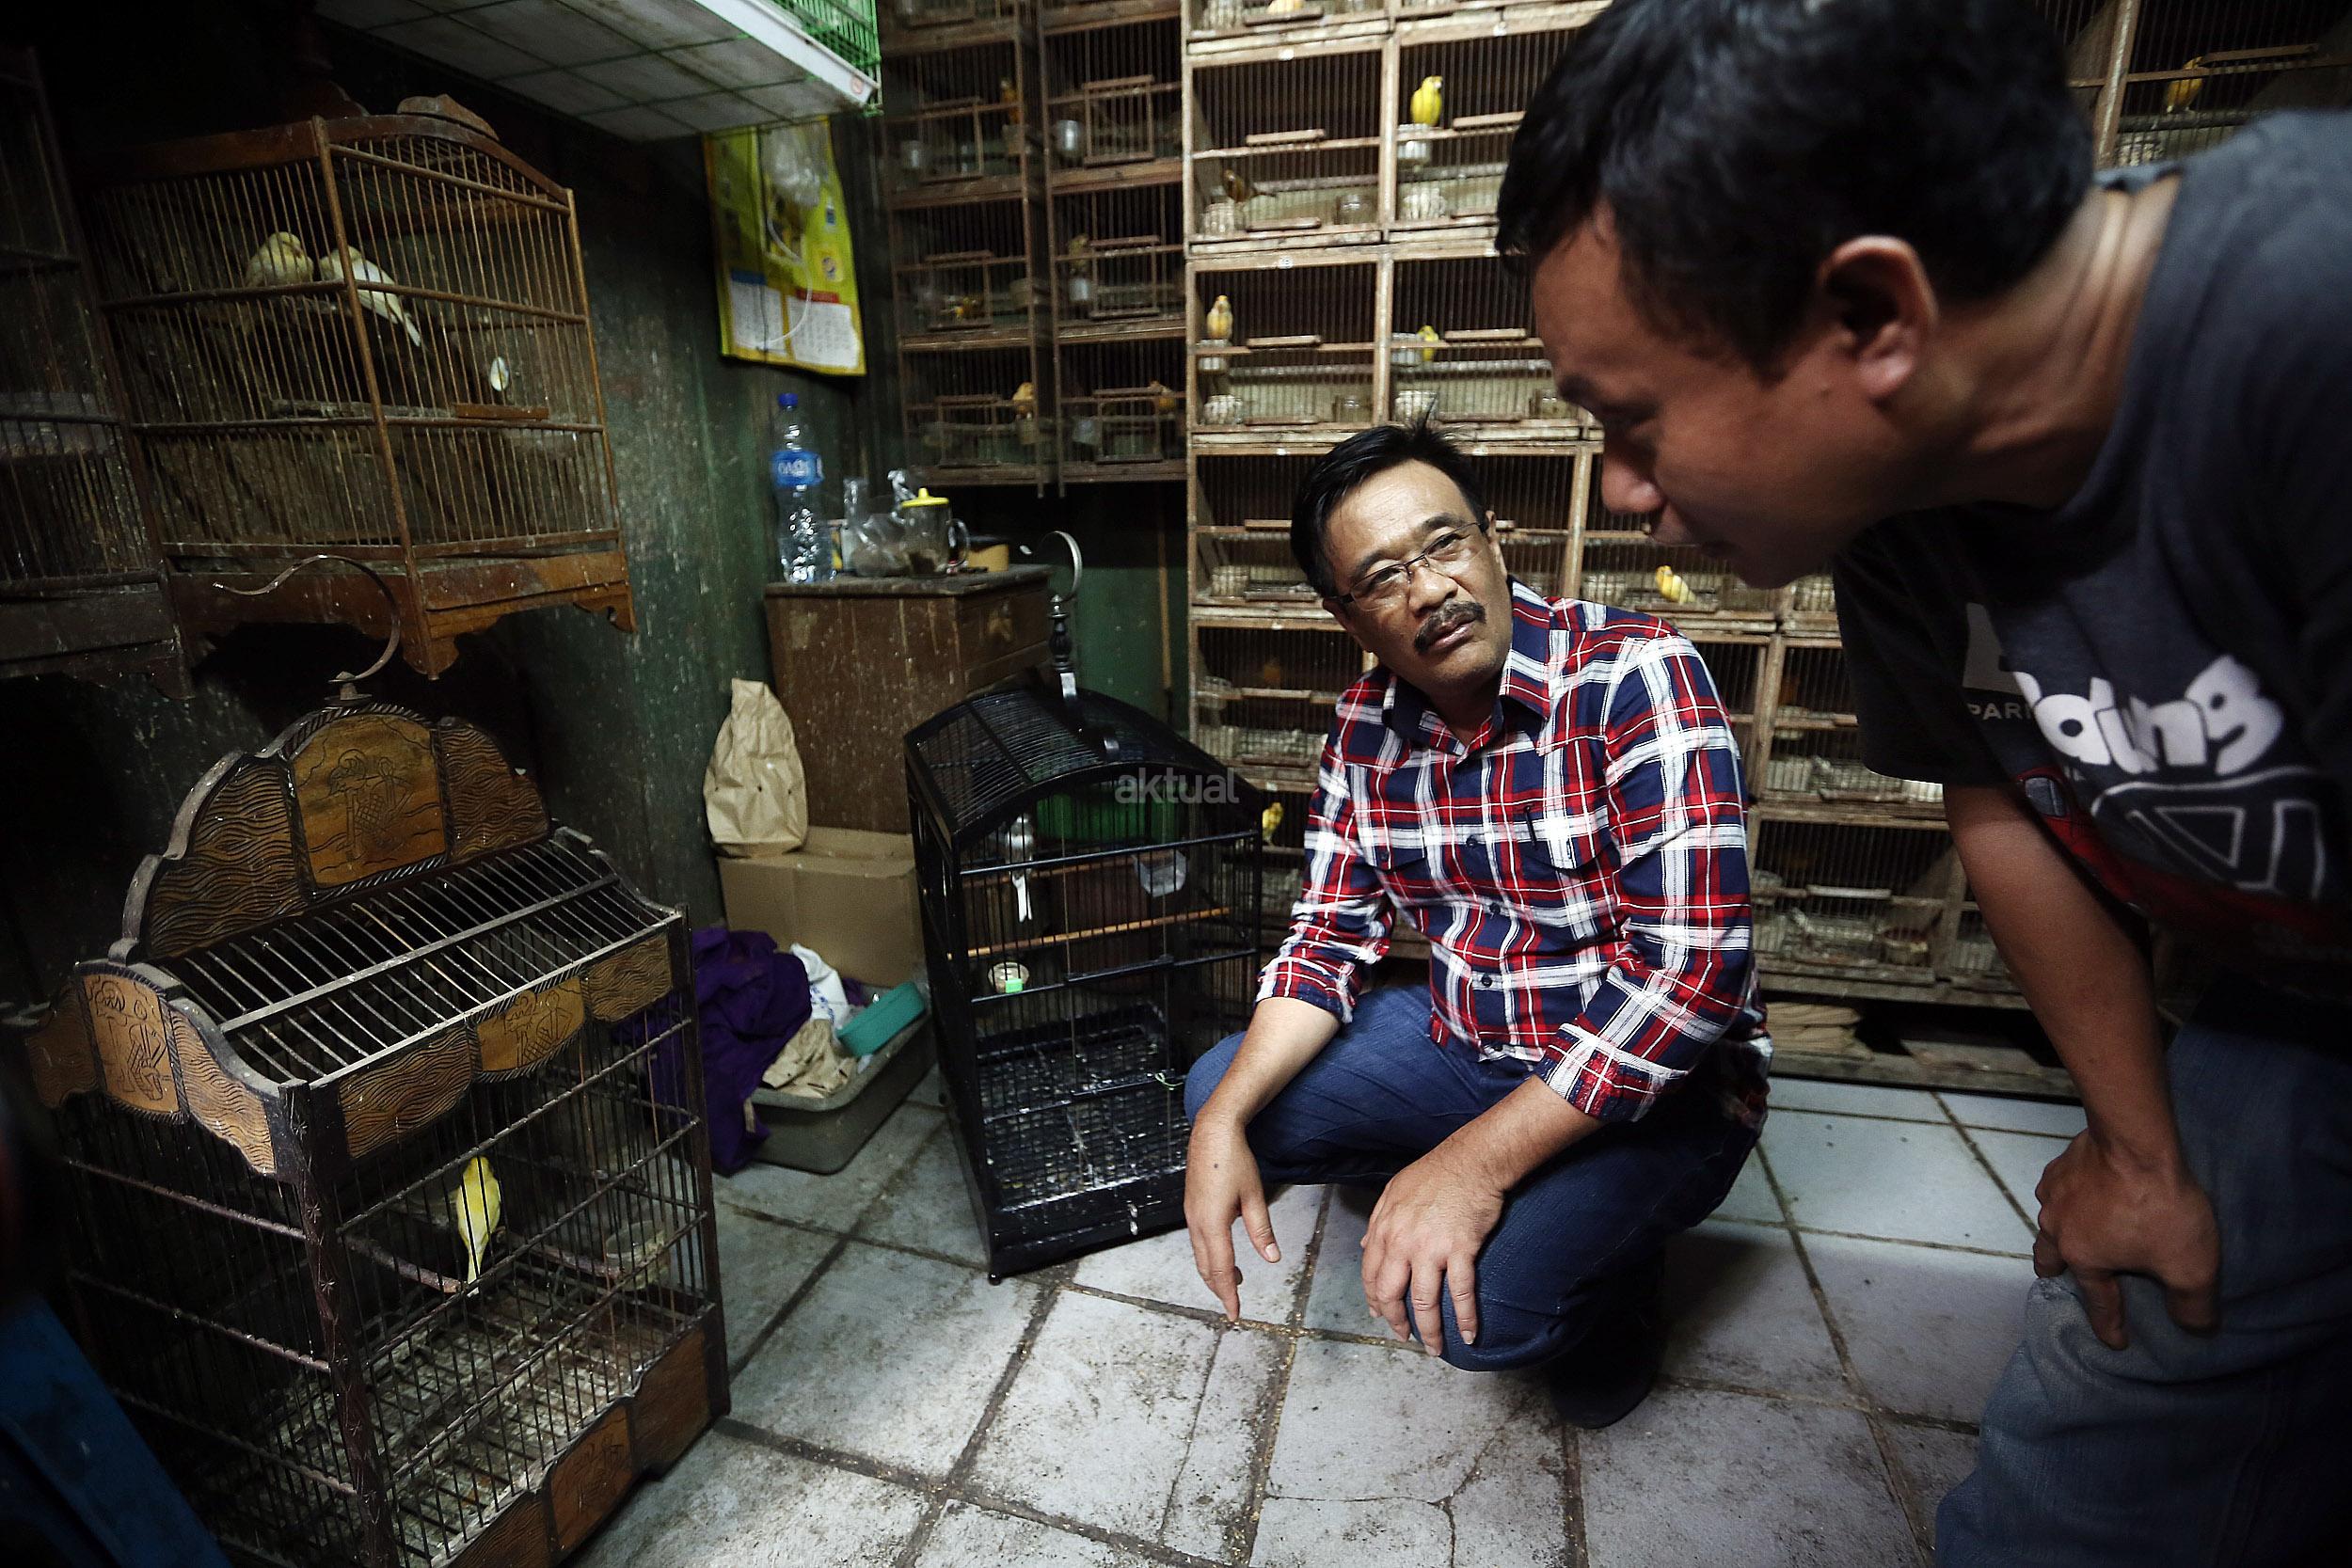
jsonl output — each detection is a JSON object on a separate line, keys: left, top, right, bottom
{"left": 1815, "top": 236, "right": 1936, "bottom": 404}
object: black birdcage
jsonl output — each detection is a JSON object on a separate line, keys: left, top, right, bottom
{"left": 906, "top": 677, "right": 1266, "bottom": 1279}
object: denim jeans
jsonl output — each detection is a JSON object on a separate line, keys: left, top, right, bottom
{"left": 1940, "top": 981, "right": 2352, "bottom": 1567}
{"left": 1184, "top": 985, "right": 1761, "bottom": 1370}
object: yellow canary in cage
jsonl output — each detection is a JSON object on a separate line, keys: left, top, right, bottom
{"left": 2165, "top": 56, "right": 2207, "bottom": 114}
{"left": 1410, "top": 75, "right": 1444, "bottom": 129}
{"left": 1010, "top": 381, "right": 1036, "bottom": 411}
{"left": 1261, "top": 800, "right": 1284, "bottom": 839}
{"left": 1415, "top": 324, "right": 1442, "bottom": 364}
{"left": 1149, "top": 379, "right": 1180, "bottom": 415}
{"left": 1654, "top": 564, "right": 1695, "bottom": 605}
{"left": 244, "top": 230, "right": 312, "bottom": 290}
{"left": 1000, "top": 75, "right": 1023, "bottom": 127}
{"left": 452, "top": 1156, "right": 502, "bottom": 1287}
{"left": 320, "top": 244, "right": 422, "bottom": 348}
{"left": 1205, "top": 293, "right": 1233, "bottom": 341}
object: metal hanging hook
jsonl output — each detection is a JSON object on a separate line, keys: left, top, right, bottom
{"left": 217, "top": 553, "right": 403, "bottom": 699}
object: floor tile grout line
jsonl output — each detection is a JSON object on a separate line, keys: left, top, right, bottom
{"left": 1225, "top": 1182, "right": 1334, "bottom": 1567}
{"left": 724, "top": 1224, "right": 854, "bottom": 1378}
{"left": 1936, "top": 1098, "right": 2049, "bottom": 1240}
{"left": 707, "top": 1420, "right": 1235, "bottom": 1568}
{"left": 1755, "top": 1141, "right": 1936, "bottom": 1562}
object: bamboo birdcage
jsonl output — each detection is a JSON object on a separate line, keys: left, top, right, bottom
{"left": 2068, "top": 0, "right": 2352, "bottom": 167}
{"left": 1045, "top": 14, "right": 1184, "bottom": 166}
{"left": 24, "top": 702, "right": 724, "bottom": 1568}
{"left": 1185, "top": 44, "right": 1389, "bottom": 247}
{"left": 1387, "top": 248, "right": 1593, "bottom": 432}
{"left": 0, "top": 46, "right": 183, "bottom": 692}
{"left": 1057, "top": 338, "right": 1186, "bottom": 476}
{"left": 896, "top": 201, "right": 1040, "bottom": 344}
{"left": 1189, "top": 254, "right": 1379, "bottom": 430}
{"left": 77, "top": 103, "right": 635, "bottom": 678}
{"left": 1390, "top": 7, "right": 1603, "bottom": 231}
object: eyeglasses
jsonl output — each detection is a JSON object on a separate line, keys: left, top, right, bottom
{"left": 1332, "top": 525, "right": 1484, "bottom": 612}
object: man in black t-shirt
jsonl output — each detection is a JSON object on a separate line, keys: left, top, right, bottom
{"left": 1497, "top": 1, "right": 2352, "bottom": 1563}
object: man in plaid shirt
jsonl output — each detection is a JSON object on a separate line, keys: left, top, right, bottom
{"left": 1184, "top": 420, "right": 1770, "bottom": 1428}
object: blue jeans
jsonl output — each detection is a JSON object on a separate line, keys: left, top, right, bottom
{"left": 1941, "top": 981, "right": 2352, "bottom": 1567}
{"left": 1184, "top": 985, "right": 1760, "bottom": 1371}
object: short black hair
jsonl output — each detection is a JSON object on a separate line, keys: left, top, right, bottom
{"left": 1495, "top": 0, "right": 2093, "bottom": 369}
{"left": 1291, "top": 420, "right": 1488, "bottom": 599}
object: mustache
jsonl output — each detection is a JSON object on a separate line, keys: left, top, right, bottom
{"left": 1413, "top": 599, "right": 1485, "bottom": 653}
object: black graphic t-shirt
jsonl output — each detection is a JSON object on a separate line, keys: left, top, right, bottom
{"left": 1834, "top": 112, "right": 2352, "bottom": 998}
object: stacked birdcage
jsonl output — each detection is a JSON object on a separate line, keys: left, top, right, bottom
{"left": 2085, "top": 0, "right": 2349, "bottom": 167}
{"left": 884, "top": 6, "right": 1057, "bottom": 487}
{"left": 0, "top": 47, "right": 183, "bottom": 693}
{"left": 1185, "top": 41, "right": 1389, "bottom": 248}
{"left": 24, "top": 702, "right": 724, "bottom": 1568}
{"left": 1177, "top": 0, "right": 1604, "bottom": 824}
{"left": 77, "top": 103, "right": 634, "bottom": 678}
{"left": 1041, "top": 5, "right": 1189, "bottom": 483}
{"left": 906, "top": 683, "right": 1265, "bottom": 1277}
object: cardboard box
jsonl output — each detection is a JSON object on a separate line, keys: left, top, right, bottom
{"left": 718, "top": 828, "right": 923, "bottom": 986}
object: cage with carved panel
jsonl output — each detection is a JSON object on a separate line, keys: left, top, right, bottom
{"left": 23, "top": 702, "right": 723, "bottom": 1568}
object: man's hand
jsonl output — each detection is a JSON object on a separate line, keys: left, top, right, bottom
{"left": 1185, "top": 1114, "right": 1279, "bottom": 1323}
{"left": 2031, "top": 1131, "right": 2220, "bottom": 1350}
{"left": 1361, "top": 1147, "right": 1504, "bottom": 1354}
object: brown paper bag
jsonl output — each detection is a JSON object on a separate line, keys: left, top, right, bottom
{"left": 706, "top": 678, "right": 809, "bottom": 856}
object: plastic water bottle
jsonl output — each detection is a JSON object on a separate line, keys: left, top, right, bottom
{"left": 770, "top": 392, "right": 830, "bottom": 582}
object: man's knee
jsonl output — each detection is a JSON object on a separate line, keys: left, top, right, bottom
{"left": 1184, "top": 1031, "right": 1245, "bottom": 1122}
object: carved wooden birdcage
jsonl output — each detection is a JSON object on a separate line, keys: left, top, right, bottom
{"left": 24, "top": 702, "right": 724, "bottom": 1568}
{"left": 76, "top": 103, "right": 635, "bottom": 677}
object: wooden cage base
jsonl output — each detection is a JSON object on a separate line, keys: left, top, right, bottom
{"left": 167, "top": 551, "right": 635, "bottom": 678}
{"left": 189, "top": 1302, "right": 724, "bottom": 1568}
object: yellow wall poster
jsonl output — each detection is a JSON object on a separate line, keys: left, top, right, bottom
{"left": 706, "top": 122, "right": 865, "bottom": 375}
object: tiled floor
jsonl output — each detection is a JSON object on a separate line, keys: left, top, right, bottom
{"left": 579, "top": 1074, "right": 2084, "bottom": 1568}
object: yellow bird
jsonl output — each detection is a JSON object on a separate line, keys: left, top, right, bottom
{"left": 451, "top": 1155, "right": 502, "bottom": 1286}
{"left": 1415, "top": 324, "right": 1441, "bottom": 365}
{"left": 244, "top": 230, "right": 312, "bottom": 290}
{"left": 1654, "top": 564, "right": 1694, "bottom": 605}
{"left": 2165, "top": 56, "right": 2206, "bottom": 114}
{"left": 1000, "top": 74, "right": 1023, "bottom": 127}
{"left": 1205, "top": 293, "right": 1233, "bottom": 341}
{"left": 1010, "top": 380, "right": 1037, "bottom": 412}
{"left": 1409, "top": 75, "right": 1444, "bottom": 129}
{"left": 1261, "top": 800, "right": 1284, "bottom": 839}
{"left": 319, "top": 244, "right": 422, "bottom": 348}
{"left": 1149, "top": 379, "right": 1179, "bottom": 415}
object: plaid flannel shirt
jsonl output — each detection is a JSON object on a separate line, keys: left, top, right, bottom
{"left": 1258, "top": 580, "right": 1770, "bottom": 1125}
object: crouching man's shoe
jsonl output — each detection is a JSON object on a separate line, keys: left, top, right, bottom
{"left": 1543, "top": 1253, "right": 1667, "bottom": 1430}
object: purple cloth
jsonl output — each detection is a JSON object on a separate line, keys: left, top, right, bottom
{"left": 655, "top": 926, "right": 812, "bottom": 1174}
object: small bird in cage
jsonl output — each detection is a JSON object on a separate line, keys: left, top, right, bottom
{"left": 1000, "top": 75, "right": 1023, "bottom": 126}
{"left": 244, "top": 230, "right": 313, "bottom": 290}
{"left": 2165, "top": 55, "right": 2207, "bottom": 113}
{"left": 1416, "top": 324, "right": 1442, "bottom": 363}
{"left": 1410, "top": 75, "right": 1445, "bottom": 128}
{"left": 452, "top": 1154, "right": 503, "bottom": 1285}
{"left": 1149, "top": 379, "right": 1180, "bottom": 415}
{"left": 1222, "top": 165, "right": 1259, "bottom": 204}
{"left": 1012, "top": 380, "right": 1040, "bottom": 447}
{"left": 1267, "top": 0, "right": 1305, "bottom": 14}
{"left": 1654, "top": 564, "right": 1695, "bottom": 604}
{"left": 1261, "top": 800, "right": 1284, "bottom": 838}
{"left": 321, "top": 244, "right": 421, "bottom": 348}
{"left": 1206, "top": 293, "right": 1233, "bottom": 341}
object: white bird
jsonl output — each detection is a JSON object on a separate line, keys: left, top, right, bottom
{"left": 320, "top": 244, "right": 421, "bottom": 348}
{"left": 245, "top": 230, "right": 313, "bottom": 290}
